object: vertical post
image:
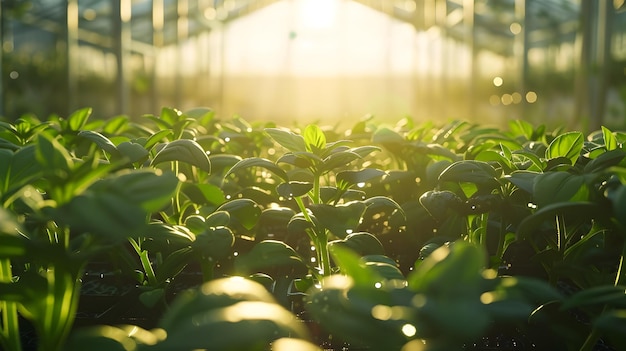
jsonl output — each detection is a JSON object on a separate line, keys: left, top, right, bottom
{"left": 66, "top": 0, "right": 79, "bottom": 114}
{"left": 575, "top": 0, "right": 613, "bottom": 131}
{"left": 176, "top": 0, "right": 189, "bottom": 109}
{"left": 151, "top": 0, "right": 164, "bottom": 114}
{"left": 515, "top": 0, "right": 528, "bottom": 120}
{"left": 0, "top": 1, "right": 4, "bottom": 117}
{"left": 435, "top": 0, "right": 447, "bottom": 118}
{"left": 113, "top": 0, "right": 131, "bottom": 115}
{"left": 463, "top": 0, "right": 476, "bottom": 119}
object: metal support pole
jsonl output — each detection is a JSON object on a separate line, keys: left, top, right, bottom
{"left": 515, "top": 0, "right": 528, "bottom": 120}
{"left": 176, "top": 0, "right": 189, "bottom": 109}
{"left": 575, "top": 0, "right": 613, "bottom": 131}
{"left": 151, "top": 0, "right": 164, "bottom": 114}
{"left": 113, "top": 0, "right": 131, "bottom": 115}
{"left": 66, "top": 0, "right": 79, "bottom": 114}
{"left": 464, "top": 0, "right": 476, "bottom": 119}
{"left": 0, "top": 2, "right": 4, "bottom": 117}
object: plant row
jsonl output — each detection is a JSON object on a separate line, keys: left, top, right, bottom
{"left": 1, "top": 107, "right": 626, "bottom": 351}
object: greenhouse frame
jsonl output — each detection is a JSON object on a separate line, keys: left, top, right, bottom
{"left": 1, "top": 0, "right": 625, "bottom": 129}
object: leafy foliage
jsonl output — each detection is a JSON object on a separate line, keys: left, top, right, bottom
{"left": 0, "top": 109, "right": 625, "bottom": 350}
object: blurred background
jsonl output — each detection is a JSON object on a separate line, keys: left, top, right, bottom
{"left": 1, "top": 0, "right": 626, "bottom": 130}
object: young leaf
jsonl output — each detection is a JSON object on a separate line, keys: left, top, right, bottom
{"left": 194, "top": 226, "right": 235, "bottom": 260}
{"left": 89, "top": 169, "right": 179, "bottom": 213}
{"left": 329, "top": 244, "right": 383, "bottom": 287}
{"left": 336, "top": 168, "right": 385, "bottom": 190}
{"left": 234, "top": 240, "right": 307, "bottom": 275}
{"left": 35, "top": 133, "right": 73, "bottom": 173}
{"left": 265, "top": 128, "right": 307, "bottom": 153}
{"left": 329, "top": 232, "right": 385, "bottom": 256}
{"left": 116, "top": 141, "right": 149, "bottom": 163}
{"left": 151, "top": 139, "right": 211, "bottom": 173}
{"left": 216, "top": 198, "right": 261, "bottom": 230}
{"left": 309, "top": 201, "right": 366, "bottom": 238}
{"left": 545, "top": 131, "right": 584, "bottom": 165}
{"left": 77, "top": 130, "right": 117, "bottom": 154}
{"left": 438, "top": 160, "right": 500, "bottom": 190}
{"left": 303, "top": 124, "right": 326, "bottom": 153}
{"left": 276, "top": 181, "right": 313, "bottom": 198}
{"left": 602, "top": 126, "right": 618, "bottom": 151}
{"left": 224, "top": 157, "right": 288, "bottom": 182}
{"left": 561, "top": 285, "right": 626, "bottom": 310}
{"left": 67, "top": 107, "right": 92, "bottom": 131}
{"left": 532, "top": 172, "right": 588, "bottom": 207}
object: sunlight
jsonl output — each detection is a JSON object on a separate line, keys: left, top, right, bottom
{"left": 296, "top": 0, "right": 339, "bottom": 29}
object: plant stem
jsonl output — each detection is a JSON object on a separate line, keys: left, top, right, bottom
{"left": 294, "top": 196, "right": 330, "bottom": 277}
{"left": 0, "top": 259, "right": 21, "bottom": 351}
{"left": 579, "top": 228, "right": 626, "bottom": 351}
{"left": 201, "top": 257, "right": 214, "bottom": 282}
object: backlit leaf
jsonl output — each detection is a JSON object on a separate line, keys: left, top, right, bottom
{"left": 152, "top": 139, "right": 210, "bottom": 173}
{"left": 545, "top": 131, "right": 584, "bottom": 165}
{"left": 265, "top": 128, "right": 307, "bottom": 153}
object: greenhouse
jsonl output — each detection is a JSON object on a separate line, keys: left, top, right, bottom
{"left": 4, "top": 1, "right": 626, "bottom": 351}
{"left": 2, "top": 0, "right": 625, "bottom": 129}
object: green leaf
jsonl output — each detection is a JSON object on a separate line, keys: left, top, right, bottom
{"left": 516, "top": 202, "right": 606, "bottom": 241}
{"left": 329, "top": 232, "right": 385, "bottom": 257}
{"left": 208, "top": 154, "right": 243, "bottom": 176}
{"left": 194, "top": 226, "right": 235, "bottom": 260}
{"left": 102, "top": 115, "right": 129, "bottom": 134}
{"left": 532, "top": 172, "right": 589, "bottom": 207}
{"left": 408, "top": 241, "right": 485, "bottom": 294}
{"left": 265, "top": 128, "right": 307, "bottom": 153}
{"left": 309, "top": 201, "right": 367, "bottom": 238}
{"left": 372, "top": 127, "right": 405, "bottom": 145}
{"left": 303, "top": 124, "right": 326, "bottom": 153}
{"left": 181, "top": 182, "right": 225, "bottom": 205}
{"left": 224, "top": 157, "right": 288, "bottom": 182}
{"left": 205, "top": 211, "right": 231, "bottom": 227}
{"left": 329, "top": 245, "right": 384, "bottom": 287}
{"left": 116, "top": 141, "right": 149, "bottom": 163}
{"left": 152, "top": 139, "right": 210, "bottom": 173}
{"left": 336, "top": 168, "right": 385, "bottom": 189}
{"left": 77, "top": 130, "right": 117, "bottom": 154}
{"left": 584, "top": 149, "right": 625, "bottom": 173}
{"left": 319, "top": 150, "right": 362, "bottom": 174}
{"left": 234, "top": 240, "right": 307, "bottom": 275}
{"left": 512, "top": 149, "right": 544, "bottom": 171}
{"left": 53, "top": 190, "right": 148, "bottom": 241}
{"left": 0, "top": 145, "right": 41, "bottom": 198}
{"left": 504, "top": 170, "right": 540, "bottom": 194}
{"left": 139, "top": 288, "right": 165, "bottom": 308}
{"left": 90, "top": 169, "right": 179, "bottom": 213}
{"left": 509, "top": 120, "right": 535, "bottom": 140}
{"left": 607, "top": 185, "right": 626, "bottom": 227}
{"left": 67, "top": 107, "right": 92, "bottom": 131}
{"left": 145, "top": 222, "right": 195, "bottom": 242}
{"left": 363, "top": 195, "right": 406, "bottom": 220}
{"left": 561, "top": 285, "right": 626, "bottom": 310}
{"left": 35, "top": 133, "right": 73, "bottom": 173}
{"left": 276, "top": 181, "right": 313, "bottom": 198}
{"left": 545, "top": 131, "right": 584, "bottom": 165}
{"left": 272, "top": 338, "right": 322, "bottom": 351}
{"left": 438, "top": 160, "right": 500, "bottom": 190}
{"left": 66, "top": 325, "right": 157, "bottom": 351}
{"left": 419, "top": 190, "right": 464, "bottom": 221}
{"left": 144, "top": 129, "right": 174, "bottom": 149}
{"left": 602, "top": 126, "right": 618, "bottom": 151}
{"left": 216, "top": 198, "right": 261, "bottom": 230}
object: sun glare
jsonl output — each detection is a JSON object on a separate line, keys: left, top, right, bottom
{"left": 296, "top": 0, "right": 339, "bottom": 29}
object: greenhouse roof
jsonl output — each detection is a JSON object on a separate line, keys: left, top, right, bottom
{"left": 5, "top": 0, "right": 613, "bottom": 57}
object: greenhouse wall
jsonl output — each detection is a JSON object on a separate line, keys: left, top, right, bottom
{"left": 0, "top": 0, "right": 625, "bottom": 130}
